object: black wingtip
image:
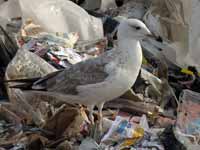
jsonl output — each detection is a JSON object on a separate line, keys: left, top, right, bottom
{"left": 4, "top": 77, "right": 40, "bottom": 83}
{"left": 9, "top": 83, "right": 33, "bottom": 90}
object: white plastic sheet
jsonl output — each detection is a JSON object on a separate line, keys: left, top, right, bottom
{"left": 19, "top": 0, "right": 103, "bottom": 41}
{"left": 0, "top": 0, "right": 21, "bottom": 19}
{"left": 144, "top": 0, "right": 200, "bottom": 71}
{"left": 0, "top": 0, "right": 22, "bottom": 28}
{"left": 0, "top": 0, "right": 103, "bottom": 41}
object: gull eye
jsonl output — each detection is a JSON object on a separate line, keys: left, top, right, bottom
{"left": 135, "top": 26, "right": 141, "bottom": 30}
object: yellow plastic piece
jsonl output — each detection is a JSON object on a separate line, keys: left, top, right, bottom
{"left": 181, "top": 69, "right": 194, "bottom": 75}
{"left": 120, "top": 127, "right": 144, "bottom": 148}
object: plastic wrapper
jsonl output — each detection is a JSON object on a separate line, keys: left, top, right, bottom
{"left": 19, "top": 0, "right": 104, "bottom": 41}
{"left": 139, "top": 115, "right": 150, "bottom": 131}
{"left": 20, "top": 31, "right": 83, "bottom": 68}
{"left": 22, "top": 30, "right": 79, "bottom": 48}
{"left": 174, "top": 90, "right": 200, "bottom": 150}
{"left": 50, "top": 47, "right": 83, "bottom": 64}
{"left": 101, "top": 116, "right": 145, "bottom": 148}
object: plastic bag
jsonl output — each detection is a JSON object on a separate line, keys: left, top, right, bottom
{"left": 144, "top": 0, "right": 200, "bottom": 71}
{"left": 174, "top": 90, "right": 200, "bottom": 150}
{"left": 0, "top": 0, "right": 22, "bottom": 29}
{"left": 19, "top": 0, "right": 103, "bottom": 41}
{"left": 101, "top": 116, "right": 145, "bottom": 148}
{"left": 0, "top": 0, "right": 21, "bottom": 19}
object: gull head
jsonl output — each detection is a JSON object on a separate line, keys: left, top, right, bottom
{"left": 118, "top": 19, "right": 154, "bottom": 41}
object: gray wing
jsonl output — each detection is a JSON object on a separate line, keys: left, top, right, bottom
{"left": 32, "top": 52, "right": 112, "bottom": 95}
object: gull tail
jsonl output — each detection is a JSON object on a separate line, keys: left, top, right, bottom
{"left": 4, "top": 78, "right": 40, "bottom": 83}
{"left": 4, "top": 77, "right": 44, "bottom": 90}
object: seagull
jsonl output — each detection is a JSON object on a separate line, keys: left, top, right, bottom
{"left": 7, "top": 19, "right": 155, "bottom": 136}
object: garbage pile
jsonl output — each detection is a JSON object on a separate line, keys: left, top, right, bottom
{"left": 0, "top": 0, "right": 200, "bottom": 150}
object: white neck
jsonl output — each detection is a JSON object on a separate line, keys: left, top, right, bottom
{"left": 112, "top": 35, "right": 142, "bottom": 81}
{"left": 117, "top": 35, "right": 142, "bottom": 61}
